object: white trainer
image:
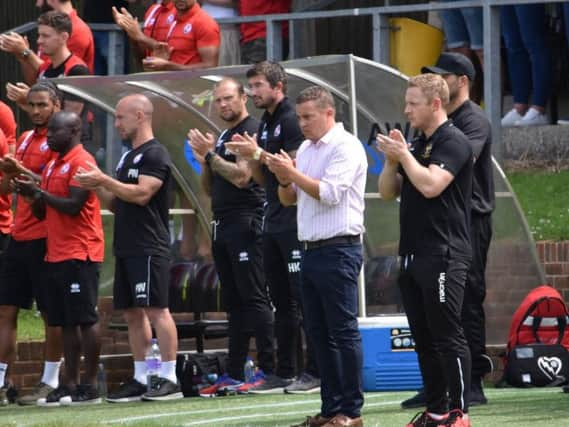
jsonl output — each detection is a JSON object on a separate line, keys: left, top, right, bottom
{"left": 501, "top": 108, "right": 523, "bottom": 127}
{"left": 515, "top": 107, "right": 548, "bottom": 126}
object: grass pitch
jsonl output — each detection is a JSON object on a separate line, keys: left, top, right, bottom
{"left": 0, "top": 387, "right": 567, "bottom": 426}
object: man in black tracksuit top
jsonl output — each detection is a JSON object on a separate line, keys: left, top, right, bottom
{"left": 422, "top": 53, "right": 495, "bottom": 406}
{"left": 378, "top": 74, "right": 473, "bottom": 427}
{"left": 226, "top": 61, "right": 320, "bottom": 393}
{"left": 188, "top": 78, "right": 275, "bottom": 390}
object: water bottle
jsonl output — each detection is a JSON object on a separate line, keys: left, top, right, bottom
{"left": 244, "top": 356, "right": 255, "bottom": 383}
{"left": 145, "top": 338, "right": 162, "bottom": 392}
{"left": 97, "top": 362, "right": 107, "bottom": 397}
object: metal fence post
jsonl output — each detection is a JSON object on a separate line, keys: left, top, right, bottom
{"left": 266, "top": 20, "right": 283, "bottom": 61}
{"left": 373, "top": 12, "right": 390, "bottom": 66}
{"left": 483, "top": 2, "right": 502, "bottom": 160}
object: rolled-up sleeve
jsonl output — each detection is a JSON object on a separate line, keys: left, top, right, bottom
{"left": 318, "top": 144, "right": 359, "bottom": 205}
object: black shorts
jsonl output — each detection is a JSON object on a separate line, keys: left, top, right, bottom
{"left": 46, "top": 260, "right": 100, "bottom": 327}
{"left": 0, "top": 238, "right": 49, "bottom": 311}
{"left": 113, "top": 256, "right": 171, "bottom": 309}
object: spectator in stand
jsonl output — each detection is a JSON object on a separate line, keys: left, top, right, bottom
{"left": 501, "top": 5, "right": 551, "bottom": 127}
{"left": 82, "top": 0, "right": 130, "bottom": 75}
{"left": 0, "top": 0, "right": 94, "bottom": 82}
{"left": 113, "top": 0, "right": 220, "bottom": 71}
{"left": 201, "top": 0, "right": 240, "bottom": 65}
{"left": 0, "top": 101, "right": 17, "bottom": 155}
{"left": 112, "top": 0, "right": 176, "bottom": 61}
{"left": 239, "top": 0, "right": 291, "bottom": 64}
{"left": 438, "top": 2, "right": 484, "bottom": 104}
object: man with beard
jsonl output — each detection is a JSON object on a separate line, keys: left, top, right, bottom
{"left": 0, "top": 82, "right": 63, "bottom": 406}
{"left": 188, "top": 77, "right": 275, "bottom": 396}
{"left": 74, "top": 94, "right": 181, "bottom": 402}
{"left": 15, "top": 111, "right": 104, "bottom": 406}
{"left": 226, "top": 61, "right": 320, "bottom": 395}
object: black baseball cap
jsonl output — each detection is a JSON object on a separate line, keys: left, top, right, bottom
{"left": 421, "top": 52, "right": 476, "bottom": 81}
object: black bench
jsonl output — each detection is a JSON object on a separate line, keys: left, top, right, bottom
{"left": 109, "top": 261, "right": 229, "bottom": 353}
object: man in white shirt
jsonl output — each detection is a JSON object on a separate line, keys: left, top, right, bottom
{"left": 266, "top": 85, "right": 366, "bottom": 427}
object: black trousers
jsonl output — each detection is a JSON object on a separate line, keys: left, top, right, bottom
{"left": 463, "top": 213, "right": 493, "bottom": 379}
{"left": 212, "top": 215, "right": 275, "bottom": 380}
{"left": 399, "top": 254, "right": 472, "bottom": 414}
{"left": 264, "top": 231, "right": 318, "bottom": 378}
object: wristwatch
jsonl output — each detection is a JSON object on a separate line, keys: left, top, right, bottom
{"left": 204, "top": 151, "right": 217, "bottom": 164}
{"left": 21, "top": 48, "right": 31, "bottom": 59}
{"left": 253, "top": 147, "right": 263, "bottom": 161}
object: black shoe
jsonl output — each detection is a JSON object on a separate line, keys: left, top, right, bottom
{"left": 106, "top": 379, "right": 147, "bottom": 403}
{"left": 563, "top": 384, "right": 569, "bottom": 393}
{"left": 65, "top": 384, "right": 102, "bottom": 406}
{"left": 469, "top": 379, "right": 488, "bottom": 406}
{"left": 141, "top": 378, "right": 182, "bottom": 401}
{"left": 37, "top": 385, "right": 72, "bottom": 407}
{"left": 401, "top": 388, "right": 426, "bottom": 409}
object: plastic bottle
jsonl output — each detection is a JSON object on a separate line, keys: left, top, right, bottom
{"left": 244, "top": 356, "right": 255, "bottom": 383}
{"left": 97, "top": 362, "right": 107, "bottom": 397}
{"left": 145, "top": 338, "right": 162, "bottom": 392}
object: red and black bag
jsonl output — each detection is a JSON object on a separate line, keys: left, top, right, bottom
{"left": 503, "top": 285, "right": 569, "bottom": 387}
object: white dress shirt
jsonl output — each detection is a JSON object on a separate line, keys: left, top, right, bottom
{"left": 295, "top": 122, "right": 367, "bottom": 242}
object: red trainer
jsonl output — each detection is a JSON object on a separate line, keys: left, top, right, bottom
{"left": 445, "top": 410, "right": 470, "bottom": 427}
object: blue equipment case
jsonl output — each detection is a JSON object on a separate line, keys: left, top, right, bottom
{"left": 359, "top": 315, "right": 423, "bottom": 391}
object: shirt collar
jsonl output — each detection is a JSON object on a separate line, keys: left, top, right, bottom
{"left": 313, "top": 122, "right": 343, "bottom": 145}
{"left": 33, "top": 127, "right": 48, "bottom": 138}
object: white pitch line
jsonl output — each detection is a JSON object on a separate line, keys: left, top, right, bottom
{"left": 182, "top": 400, "right": 401, "bottom": 426}
{"left": 107, "top": 394, "right": 396, "bottom": 425}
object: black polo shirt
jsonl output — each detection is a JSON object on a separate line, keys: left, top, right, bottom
{"left": 449, "top": 100, "right": 495, "bottom": 216}
{"left": 258, "top": 97, "right": 304, "bottom": 233}
{"left": 398, "top": 121, "right": 473, "bottom": 259}
{"left": 113, "top": 139, "right": 172, "bottom": 258}
{"left": 83, "top": 1, "right": 129, "bottom": 23}
{"left": 211, "top": 116, "right": 265, "bottom": 219}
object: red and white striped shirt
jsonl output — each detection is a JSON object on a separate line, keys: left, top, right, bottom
{"left": 295, "top": 123, "right": 367, "bottom": 242}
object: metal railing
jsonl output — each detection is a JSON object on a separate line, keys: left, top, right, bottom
{"left": 6, "top": 0, "right": 567, "bottom": 158}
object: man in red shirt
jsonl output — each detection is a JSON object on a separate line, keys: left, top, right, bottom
{"left": 0, "top": 82, "right": 64, "bottom": 407}
{"left": 113, "top": 0, "right": 176, "bottom": 60}
{"left": 0, "top": 0, "right": 94, "bottom": 79}
{"left": 239, "top": 0, "right": 291, "bottom": 64}
{"left": 16, "top": 111, "right": 104, "bottom": 407}
{"left": 133, "top": 0, "right": 220, "bottom": 71}
{"left": 0, "top": 101, "right": 16, "bottom": 155}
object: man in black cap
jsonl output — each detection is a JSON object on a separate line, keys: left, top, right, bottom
{"left": 401, "top": 52, "right": 494, "bottom": 409}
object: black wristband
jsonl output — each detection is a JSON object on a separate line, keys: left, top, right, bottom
{"left": 204, "top": 151, "right": 217, "bottom": 164}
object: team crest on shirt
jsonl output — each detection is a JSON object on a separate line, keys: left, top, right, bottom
{"left": 40, "top": 141, "right": 49, "bottom": 152}
{"left": 167, "top": 14, "right": 175, "bottom": 24}
{"left": 183, "top": 24, "right": 192, "bottom": 34}
{"left": 274, "top": 124, "right": 281, "bottom": 137}
{"left": 60, "top": 163, "right": 70, "bottom": 174}
{"left": 421, "top": 143, "right": 433, "bottom": 159}
{"left": 133, "top": 153, "right": 143, "bottom": 164}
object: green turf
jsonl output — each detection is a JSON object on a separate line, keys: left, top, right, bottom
{"left": 507, "top": 170, "right": 569, "bottom": 241}
{"left": 0, "top": 388, "right": 567, "bottom": 426}
{"left": 16, "top": 308, "right": 44, "bottom": 342}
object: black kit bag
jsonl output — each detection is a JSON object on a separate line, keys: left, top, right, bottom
{"left": 176, "top": 352, "right": 228, "bottom": 397}
{"left": 506, "top": 343, "right": 569, "bottom": 387}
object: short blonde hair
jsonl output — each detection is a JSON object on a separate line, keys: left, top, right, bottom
{"left": 408, "top": 73, "right": 449, "bottom": 106}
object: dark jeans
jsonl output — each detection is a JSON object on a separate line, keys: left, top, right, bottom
{"left": 212, "top": 216, "right": 275, "bottom": 379}
{"left": 399, "top": 254, "right": 472, "bottom": 414}
{"left": 501, "top": 4, "right": 552, "bottom": 107}
{"left": 462, "top": 214, "right": 492, "bottom": 379}
{"left": 301, "top": 243, "right": 363, "bottom": 419}
{"left": 240, "top": 37, "right": 290, "bottom": 64}
{"left": 264, "top": 231, "right": 319, "bottom": 379}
